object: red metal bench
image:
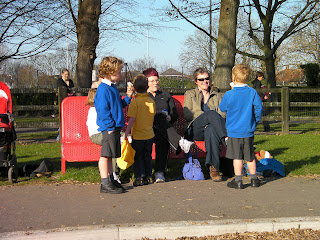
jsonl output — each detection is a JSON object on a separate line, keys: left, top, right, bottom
{"left": 61, "top": 95, "right": 207, "bottom": 175}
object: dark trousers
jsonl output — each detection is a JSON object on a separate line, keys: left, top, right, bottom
{"left": 153, "top": 114, "right": 181, "bottom": 174}
{"left": 131, "top": 138, "right": 154, "bottom": 178}
{"left": 186, "top": 111, "right": 226, "bottom": 170}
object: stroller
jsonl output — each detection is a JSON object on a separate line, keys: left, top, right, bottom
{"left": 0, "top": 81, "right": 18, "bottom": 183}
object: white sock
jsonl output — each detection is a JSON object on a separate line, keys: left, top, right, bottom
{"left": 113, "top": 172, "right": 121, "bottom": 183}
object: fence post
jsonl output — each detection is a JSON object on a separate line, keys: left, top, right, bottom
{"left": 58, "top": 87, "right": 67, "bottom": 139}
{"left": 281, "top": 87, "right": 289, "bottom": 135}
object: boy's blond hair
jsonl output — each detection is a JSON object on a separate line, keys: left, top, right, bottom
{"left": 232, "top": 64, "right": 251, "bottom": 84}
{"left": 98, "top": 56, "right": 123, "bottom": 79}
{"left": 133, "top": 74, "right": 148, "bottom": 93}
{"left": 86, "top": 88, "right": 97, "bottom": 106}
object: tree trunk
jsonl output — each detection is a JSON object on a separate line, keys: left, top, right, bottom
{"left": 213, "top": 0, "right": 239, "bottom": 89}
{"left": 75, "top": 0, "right": 101, "bottom": 88}
{"left": 265, "top": 57, "right": 276, "bottom": 88}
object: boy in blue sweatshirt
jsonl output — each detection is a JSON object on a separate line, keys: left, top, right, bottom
{"left": 94, "top": 56, "right": 133, "bottom": 194}
{"left": 219, "top": 64, "right": 263, "bottom": 189}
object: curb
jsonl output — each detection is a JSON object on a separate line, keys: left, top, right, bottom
{"left": 1, "top": 216, "right": 320, "bottom": 240}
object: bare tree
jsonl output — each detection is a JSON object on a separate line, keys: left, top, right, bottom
{"left": 179, "top": 13, "right": 262, "bottom": 75}
{"left": 281, "top": 20, "right": 320, "bottom": 66}
{"left": 166, "top": 0, "right": 320, "bottom": 88}
{"left": 167, "top": 0, "right": 238, "bottom": 88}
{"left": 129, "top": 57, "right": 157, "bottom": 72}
{"left": 1, "top": 1, "right": 157, "bottom": 88}
{"left": 0, "top": 1, "right": 66, "bottom": 62}
{"left": 238, "top": 0, "right": 320, "bottom": 87}
{"left": 179, "top": 28, "right": 217, "bottom": 73}
{"left": 28, "top": 44, "right": 77, "bottom": 78}
{"left": 64, "top": 0, "right": 159, "bottom": 87}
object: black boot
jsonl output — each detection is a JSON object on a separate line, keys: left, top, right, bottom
{"left": 251, "top": 178, "right": 261, "bottom": 187}
{"left": 100, "top": 176, "right": 125, "bottom": 194}
{"left": 227, "top": 179, "right": 244, "bottom": 189}
{"left": 110, "top": 174, "right": 128, "bottom": 191}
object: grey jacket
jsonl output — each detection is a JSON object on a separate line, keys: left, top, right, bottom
{"left": 183, "top": 87, "right": 225, "bottom": 129}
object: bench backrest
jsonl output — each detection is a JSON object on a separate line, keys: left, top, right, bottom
{"left": 61, "top": 96, "right": 187, "bottom": 144}
{"left": 61, "top": 96, "right": 91, "bottom": 144}
{"left": 61, "top": 95, "right": 206, "bottom": 163}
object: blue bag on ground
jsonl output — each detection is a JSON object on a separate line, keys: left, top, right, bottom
{"left": 244, "top": 158, "right": 285, "bottom": 177}
{"left": 183, "top": 153, "right": 205, "bottom": 180}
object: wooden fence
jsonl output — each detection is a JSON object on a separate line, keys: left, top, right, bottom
{"left": 11, "top": 87, "right": 320, "bottom": 134}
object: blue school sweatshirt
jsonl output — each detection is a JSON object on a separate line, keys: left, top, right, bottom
{"left": 94, "top": 81, "right": 131, "bottom": 132}
{"left": 219, "top": 85, "right": 263, "bottom": 138}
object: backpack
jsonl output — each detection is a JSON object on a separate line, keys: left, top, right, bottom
{"left": 182, "top": 153, "right": 205, "bottom": 180}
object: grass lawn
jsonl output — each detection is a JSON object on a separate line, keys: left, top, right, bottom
{"left": 1, "top": 130, "right": 319, "bottom": 185}
{"left": 15, "top": 117, "right": 59, "bottom": 123}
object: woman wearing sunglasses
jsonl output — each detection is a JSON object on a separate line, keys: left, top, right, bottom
{"left": 183, "top": 67, "right": 227, "bottom": 182}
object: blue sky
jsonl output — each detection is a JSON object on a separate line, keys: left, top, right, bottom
{"left": 111, "top": 20, "right": 194, "bottom": 70}
{"left": 95, "top": 1, "right": 198, "bottom": 71}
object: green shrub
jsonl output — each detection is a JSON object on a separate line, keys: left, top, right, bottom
{"left": 300, "top": 63, "right": 320, "bottom": 87}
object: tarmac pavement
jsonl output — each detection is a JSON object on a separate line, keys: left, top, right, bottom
{"left": 1, "top": 176, "right": 320, "bottom": 239}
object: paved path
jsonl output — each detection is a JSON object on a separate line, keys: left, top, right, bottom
{"left": 1, "top": 176, "right": 320, "bottom": 239}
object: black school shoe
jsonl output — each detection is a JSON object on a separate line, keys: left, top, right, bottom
{"left": 100, "top": 176, "right": 126, "bottom": 194}
{"left": 133, "top": 177, "right": 143, "bottom": 186}
{"left": 143, "top": 176, "right": 154, "bottom": 185}
{"left": 100, "top": 183, "right": 125, "bottom": 194}
{"left": 110, "top": 174, "right": 128, "bottom": 191}
{"left": 227, "top": 179, "right": 244, "bottom": 189}
{"left": 251, "top": 178, "right": 261, "bottom": 187}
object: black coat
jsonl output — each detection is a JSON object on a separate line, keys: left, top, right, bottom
{"left": 57, "top": 77, "right": 74, "bottom": 93}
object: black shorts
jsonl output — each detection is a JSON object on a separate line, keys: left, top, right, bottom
{"left": 226, "top": 136, "right": 255, "bottom": 162}
{"left": 101, "top": 129, "right": 121, "bottom": 158}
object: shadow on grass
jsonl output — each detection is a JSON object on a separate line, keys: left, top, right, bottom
{"left": 268, "top": 147, "right": 289, "bottom": 156}
{"left": 290, "top": 123, "right": 320, "bottom": 134}
{"left": 284, "top": 155, "right": 320, "bottom": 175}
{"left": 254, "top": 139, "right": 269, "bottom": 145}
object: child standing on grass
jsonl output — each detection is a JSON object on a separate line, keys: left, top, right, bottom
{"left": 219, "top": 64, "right": 263, "bottom": 189}
{"left": 94, "top": 56, "right": 133, "bottom": 194}
{"left": 124, "top": 74, "right": 156, "bottom": 186}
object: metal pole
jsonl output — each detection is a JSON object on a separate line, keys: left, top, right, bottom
{"left": 66, "top": 17, "right": 69, "bottom": 70}
{"left": 124, "top": 63, "right": 128, "bottom": 89}
{"left": 147, "top": 29, "right": 150, "bottom": 68}
{"left": 316, "top": 13, "right": 319, "bottom": 64}
{"left": 181, "top": 66, "right": 184, "bottom": 88}
{"left": 209, "top": 0, "right": 212, "bottom": 85}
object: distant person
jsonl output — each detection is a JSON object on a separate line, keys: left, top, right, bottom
{"left": 57, "top": 69, "right": 74, "bottom": 95}
{"left": 52, "top": 69, "right": 74, "bottom": 119}
{"left": 251, "top": 71, "right": 264, "bottom": 90}
{"left": 251, "top": 71, "right": 271, "bottom": 131}
{"left": 124, "top": 74, "right": 155, "bottom": 186}
{"left": 143, "top": 68, "right": 193, "bottom": 183}
{"left": 219, "top": 64, "right": 263, "bottom": 189}
{"left": 183, "top": 67, "right": 227, "bottom": 182}
{"left": 94, "top": 56, "right": 133, "bottom": 194}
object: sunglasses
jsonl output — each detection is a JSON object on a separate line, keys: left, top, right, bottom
{"left": 197, "top": 77, "right": 210, "bottom": 81}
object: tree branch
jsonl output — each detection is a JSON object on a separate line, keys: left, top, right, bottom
{"left": 168, "top": 0, "right": 217, "bottom": 41}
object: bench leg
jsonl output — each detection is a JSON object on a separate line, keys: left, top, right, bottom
{"left": 61, "top": 159, "right": 66, "bottom": 175}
